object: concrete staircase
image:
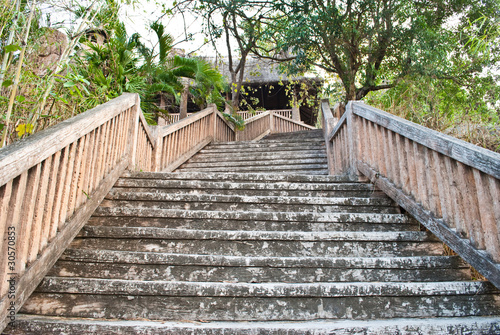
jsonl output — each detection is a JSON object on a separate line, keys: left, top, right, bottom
{"left": 6, "top": 130, "right": 500, "bottom": 334}
{"left": 176, "top": 129, "right": 329, "bottom": 175}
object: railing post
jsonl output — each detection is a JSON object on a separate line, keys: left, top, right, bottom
{"left": 346, "top": 101, "right": 360, "bottom": 179}
{"left": 321, "top": 99, "right": 336, "bottom": 175}
{"left": 129, "top": 94, "right": 141, "bottom": 169}
{"left": 270, "top": 112, "right": 274, "bottom": 133}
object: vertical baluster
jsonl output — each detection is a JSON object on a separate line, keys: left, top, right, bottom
{"left": 28, "top": 157, "right": 52, "bottom": 263}
{"left": 443, "top": 156, "right": 467, "bottom": 236}
{"left": 110, "top": 114, "right": 120, "bottom": 166}
{"left": 40, "top": 151, "right": 61, "bottom": 250}
{"left": 50, "top": 146, "right": 70, "bottom": 239}
{"left": 76, "top": 134, "right": 91, "bottom": 208}
{"left": 412, "top": 143, "right": 429, "bottom": 210}
{"left": 60, "top": 143, "right": 77, "bottom": 226}
{"left": 456, "top": 163, "right": 484, "bottom": 249}
{"left": 474, "top": 171, "right": 500, "bottom": 261}
{"left": 432, "top": 151, "right": 452, "bottom": 225}
{"left": 422, "top": 147, "right": 441, "bottom": 217}
{"left": 375, "top": 125, "right": 387, "bottom": 176}
{"left": 18, "top": 165, "right": 41, "bottom": 271}
{"left": 90, "top": 126, "right": 103, "bottom": 192}
{"left": 395, "top": 134, "right": 408, "bottom": 194}
{"left": 96, "top": 122, "right": 109, "bottom": 186}
{"left": 68, "top": 137, "right": 86, "bottom": 216}
{"left": 387, "top": 130, "right": 400, "bottom": 188}
{"left": 382, "top": 128, "right": 392, "bottom": 179}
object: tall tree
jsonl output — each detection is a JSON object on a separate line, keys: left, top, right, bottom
{"left": 173, "top": 0, "right": 275, "bottom": 111}
{"left": 271, "top": 0, "right": 500, "bottom": 102}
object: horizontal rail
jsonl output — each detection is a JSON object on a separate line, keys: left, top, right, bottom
{"left": 321, "top": 100, "right": 500, "bottom": 288}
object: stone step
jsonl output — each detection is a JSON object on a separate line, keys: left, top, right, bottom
{"left": 187, "top": 152, "right": 326, "bottom": 164}
{"left": 113, "top": 177, "right": 385, "bottom": 198}
{"left": 184, "top": 152, "right": 326, "bottom": 166}
{"left": 9, "top": 316, "right": 500, "bottom": 335}
{"left": 51, "top": 249, "right": 470, "bottom": 282}
{"left": 70, "top": 237, "right": 442, "bottom": 258}
{"left": 78, "top": 227, "right": 432, "bottom": 242}
{"left": 199, "top": 143, "right": 325, "bottom": 154}
{"left": 211, "top": 136, "right": 324, "bottom": 147}
{"left": 175, "top": 163, "right": 329, "bottom": 174}
{"left": 264, "top": 129, "right": 324, "bottom": 139}
{"left": 178, "top": 157, "right": 328, "bottom": 170}
{"left": 21, "top": 280, "right": 500, "bottom": 321}
{"left": 93, "top": 207, "right": 409, "bottom": 224}
{"left": 101, "top": 193, "right": 399, "bottom": 214}
{"left": 87, "top": 216, "right": 420, "bottom": 232}
{"left": 121, "top": 171, "right": 354, "bottom": 183}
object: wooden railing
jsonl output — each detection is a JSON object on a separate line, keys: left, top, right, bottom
{"left": 0, "top": 93, "right": 139, "bottom": 330}
{"left": 237, "top": 109, "right": 292, "bottom": 121}
{"left": 165, "top": 109, "right": 293, "bottom": 125}
{"left": 322, "top": 100, "right": 500, "bottom": 288}
{"left": 236, "top": 111, "right": 315, "bottom": 142}
{"left": 154, "top": 105, "right": 235, "bottom": 172}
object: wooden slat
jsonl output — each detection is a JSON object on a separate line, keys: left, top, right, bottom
{"left": 28, "top": 157, "right": 52, "bottom": 263}
{"left": 49, "top": 146, "right": 69, "bottom": 239}
{"left": 432, "top": 151, "right": 452, "bottom": 225}
{"left": 39, "top": 151, "right": 61, "bottom": 251}
{"left": 17, "top": 165, "right": 41, "bottom": 271}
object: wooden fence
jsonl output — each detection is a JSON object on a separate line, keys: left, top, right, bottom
{"left": 236, "top": 111, "right": 315, "bottom": 142}
{"left": 166, "top": 109, "right": 293, "bottom": 125}
{"left": 322, "top": 100, "right": 500, "bottom": 289}
{"left": 0, "top": 94, "right": 317, "bottom": 330}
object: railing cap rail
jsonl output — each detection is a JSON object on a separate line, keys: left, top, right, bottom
{"left": 158, "top": 106, "right": 214, "bottom": 137}
{"left": 0, "top": 93, "right": 138, "bottom": 187}
{"left": 350, "top": 101, "right": 500, "bottom": 179}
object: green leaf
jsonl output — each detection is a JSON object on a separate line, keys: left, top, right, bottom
{"left": 16, "top": 96, "right": 25, "bottom": 103}
{"left": 63, "top": 81, "right": 76, "bottom": 87}
{"left": 4, "top": 44, "right": 22, "bottom": 53}
{"left": 2, "top": 80, "right": 13, "bottom": 87}
{"left": 0, "top": 123, "right": 4, "bottom": 131}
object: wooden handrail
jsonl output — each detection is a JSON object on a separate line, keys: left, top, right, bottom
{"left": 321, "top": 100, "right": 500, "bottom": 288}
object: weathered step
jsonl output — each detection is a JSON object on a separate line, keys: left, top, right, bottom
{"left": 198, "top": 143, "right": 325, "bottom": 154}
{"left": 113, "top": 177, "right": 385, "bottom": 198}
{"left": 179, "top": 157, "right": 327, "bottom": 169}
{"left": 51, "top": 249, "right": 471, "bottom": 282}
{"left": 121, "top": 171, "right": 354, "bottom": 183}
{"left": 70, "top": 237, "right": 442, "bottom": 258}
{"left": 87, "top": 216, "right": 419, "bottom": 232}
{"left": 187, "top": 151, "right": 326, "bottom": 164}
{"left": 22, "top": 281, "right": 500, "bottom": 321}
{"left": 8, "top": 316, "right": 500, "bottom": 335}
{"left": 263, "top": 129, "right": 324, "bottom": 139}
{"left": 210, "top": 136, "right": 324, "bottom": 147}
{"left": 93, "top": 207, "right": 409, "bottom": 225}
{"left": 101, "top": 193, "right": 399, "bottom": 214}
{"left": 77, "top": 227, "right": 432, "bottom": 242}
{"left": 175, "top": 163, "right": 329, "bottom": 174}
